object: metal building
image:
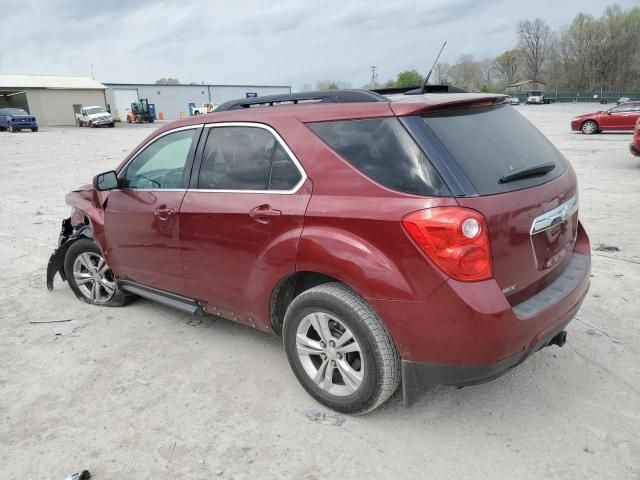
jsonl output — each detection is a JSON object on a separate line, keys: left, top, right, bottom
{"left": 0, "top": 74, "right": 107, "bottom": 126}
{"left": 104, "top": 83, "right": 291, "bottom": 121}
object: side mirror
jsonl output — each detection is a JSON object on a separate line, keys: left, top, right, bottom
{"left": 94, "top": 170, "right": 119, "bottom": 191}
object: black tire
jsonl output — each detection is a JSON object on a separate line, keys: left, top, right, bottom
{"left": 31, "top": 127, "right": 38, "bottom": 132}
{"left": 8, "top": 123, "right": 15, "bottom": 132}
{"left": 581, "top": 120, "right": 598, "bottom": 135}
{"left": 64, "top": 238, "right": 130, "bottom": 307}
{"left": 0, "top": 126, "right": 6, "bottom": 132}
{"left": 283, "top": 283, "right": 400, "bottom": 415}
{"left": 109, "top": 122, "right": 115, "bottom": 128}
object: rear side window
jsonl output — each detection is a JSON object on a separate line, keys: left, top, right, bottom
{"left": 270, "top": 143, "right": 302, "bottom": 190}
{"left": 308, "top": 118, "right": 450, "bottom": 197}
{"left": 197, "top": 126, "right": 302, "bottom": 191}
{"left": 421, "top": 105, "right": 568, "bottom": 195}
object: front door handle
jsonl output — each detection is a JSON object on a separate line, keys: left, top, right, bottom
{"left": 249, "top": 204, "right": 281, "bottom": 224}
{"left": 153, "top": 207, "right": 175, "bottom": 220}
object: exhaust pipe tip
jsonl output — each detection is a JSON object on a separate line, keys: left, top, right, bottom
{"left": 550, "top": 330, "right": 567, "bottom": 348}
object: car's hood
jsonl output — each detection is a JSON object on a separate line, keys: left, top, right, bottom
{"left": 87, "top": 112, "right": 112, "bottom": 119}
{"left": 575, "top": 111, "right": 604, "bottom": 118}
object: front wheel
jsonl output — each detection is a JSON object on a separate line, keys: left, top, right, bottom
{"left": 31, "top": 127, "right": 38, "bottom": 132}
{"left": 8, "top": 123, "right": 15, "bottom": 132}
{"left": 283, "top": 283, "right": 400, "bottom": 415}
{"left": 64, "top": 239, "right": 130, "bottom": 307}
{"left": 581, "top": 120, "right": 598, "bottom": 134}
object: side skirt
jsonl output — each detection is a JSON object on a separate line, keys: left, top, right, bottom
{"left": 119, "top": 281, "right": 204, "bottom": 315}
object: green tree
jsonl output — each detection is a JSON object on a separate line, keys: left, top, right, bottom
{"left": 394, "top": 70, "right": 424, "bottom": 88}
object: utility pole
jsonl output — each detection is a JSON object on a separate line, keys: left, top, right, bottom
{"left": 370, "top": 65, "right": 377, "bottom": 89}
{"left": 90, "top": 63, "right": 95, "bottom": 79}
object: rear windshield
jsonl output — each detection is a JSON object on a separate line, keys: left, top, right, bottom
{"left": 422, "top": 104, "right": 568, "bottom": 195}
{"left": 308, "top": 118, "right": 450, "bottom": 197}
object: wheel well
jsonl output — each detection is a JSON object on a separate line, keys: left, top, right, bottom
{"left": 270, "top": 272, "right": 341, "bottom": 335}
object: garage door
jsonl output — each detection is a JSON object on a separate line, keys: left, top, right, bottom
{"left": 113, "top": 89, "right": 138, "bottom": 121}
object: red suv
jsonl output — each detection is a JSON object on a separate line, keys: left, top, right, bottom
{"left": 47, "top": 90, "right": 591, "bottom": 414}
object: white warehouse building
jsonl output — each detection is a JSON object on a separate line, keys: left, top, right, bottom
{"left": 0, "top": 74, "right": 107, "bottom": 126}
{"left": 104, "top": 83, "right": 292, "bottom": 121}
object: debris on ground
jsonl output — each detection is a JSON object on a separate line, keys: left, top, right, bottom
{"left": 64, "top": 470, "right": 90, "bottom": 480}
{"left": 595, "top": 244, "right": 620, "bottom": 252}
{"left": 187, "top": 317, "right": 202, "bottom": 327}
{"left": 304, "top": 409, "right": 345, "bottom": 426}
{"left": 29, "top": 318, "right": 72, "bottom": 324}
{"left": 575, "top": 318, "right": 622, "bottom": 344}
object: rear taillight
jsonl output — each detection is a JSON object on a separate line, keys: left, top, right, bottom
{"left": 402, "top": 207, "right": 493, "bottom": 281}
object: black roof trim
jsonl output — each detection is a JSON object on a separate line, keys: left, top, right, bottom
{"left": 215, "top": 89, "right": 388, "bottom": 112}
{"left": 103, "top": 82, "right": 292, "bottom": 89}
{"left": 372, "top": 85, "right": 468, "bottom": 95}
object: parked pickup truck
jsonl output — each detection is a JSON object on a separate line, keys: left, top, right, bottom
{"left": 76, "top": 106, "right": 114, "bottom": 128}
{"left": 526, "top": 91, "right": 553, "bottom": 105}
{"left": 192, "top": 103, "right": 217, "bottom": 115}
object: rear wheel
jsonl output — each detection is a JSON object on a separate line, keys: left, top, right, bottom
{"left": 31, "top": 127, "right": 38, "bottom": 132}
{"left": 64, "top": 239, "right": 129, "bottom": 307}
{"left": 283, "top": 283, "right": 400, "bottom": 415}
{"left": 581, "top": 120, "right": 598, "bottom": 134}
{"left": 8, "top": 123, "right": 15, "bottom": 133}
{"left": 109, "top": 122, "right": 115, "bottom": 128}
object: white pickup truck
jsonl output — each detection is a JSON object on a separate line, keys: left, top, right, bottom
{"left": 76, "top": 106, "right": 114, "bottom": 127}
{"left": 192, "top": 103, "right": 217, "bottom": 115}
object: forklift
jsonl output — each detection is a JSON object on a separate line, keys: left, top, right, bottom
{"left": 126, "top": 98, "right": 155, "bottom": 123}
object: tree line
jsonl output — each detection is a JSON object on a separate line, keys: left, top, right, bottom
{"left": 304, "top": 4, "right": 640, "bottom": 93}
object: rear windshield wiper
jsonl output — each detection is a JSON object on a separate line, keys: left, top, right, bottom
{"left": 499, "top": 162, "right": 556, "bottom": 184}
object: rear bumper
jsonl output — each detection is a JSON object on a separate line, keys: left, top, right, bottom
{"left": 369, "top": 223, "right": 591, "bottom": 403}
{"left": 401, "top": 305, "right": 578, "bottom": 405}
{"left": 630, "top": 141, "right": 640, "bottom": 157}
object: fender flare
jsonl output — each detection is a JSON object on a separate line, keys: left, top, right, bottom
{"left": 45, "top": 218, "right": 94, "bottom": 290}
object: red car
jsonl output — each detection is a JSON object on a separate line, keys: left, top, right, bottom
{"left": 571, "top": 101, "right": 640, "bottom": 134}
{"left": 631, "top": 118, "right": 640, "bottom": 156}
{"left": 47, "top": 90, "right": 591, "bottom": 414}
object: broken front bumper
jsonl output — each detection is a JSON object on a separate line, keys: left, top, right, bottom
{"left": 46, "top": 218, "right": 92, "bottom": 290}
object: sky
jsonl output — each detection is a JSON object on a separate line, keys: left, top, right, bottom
{"left": 1, "top": 0, "right": 637, "bottom": 90}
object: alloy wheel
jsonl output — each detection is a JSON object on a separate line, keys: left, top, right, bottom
{"left": 582, "top": 121, "right": 597, "bottom": 134}
{"left": 72, "top": 252, "right": 117, "bottom": 304}
{"left": 295, "top": 311, "right": 364, "bottom": 396}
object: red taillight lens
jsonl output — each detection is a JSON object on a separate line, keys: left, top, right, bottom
{"left": 402, "top": 207, "right": 493, "bottom": 281}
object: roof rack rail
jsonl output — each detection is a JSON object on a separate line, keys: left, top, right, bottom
{"left": 215, "top": 89, "right": 388, "bottom": 112}
{"left": 372, "top": 85, "right": 467, "bottom": 95}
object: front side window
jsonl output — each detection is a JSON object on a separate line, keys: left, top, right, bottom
{"left": 123, "top": 129, "right": 197, "bottom": 189}
{"left": 197, "top": 126, "right": 302, "bottom": 191}
{"left": 610, "top": 104, "right": 638, "bottom": 113}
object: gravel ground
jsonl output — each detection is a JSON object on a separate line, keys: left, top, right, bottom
{"left": 1, "top": 105, "right": 639, "bottom": 480}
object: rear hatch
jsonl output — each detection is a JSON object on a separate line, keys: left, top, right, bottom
{"left": 410, "top": 102, "right": 578, "bottom": 302}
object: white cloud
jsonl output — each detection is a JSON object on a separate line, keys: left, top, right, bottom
{"left": 0, "top": 0, "right": 637, "bottom": 89}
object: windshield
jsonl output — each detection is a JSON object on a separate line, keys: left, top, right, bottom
{"left": 421, "top": 104, "right": 568, "bottom": 195}
{"left": 1, "top": 108, "right": 28, "bottom": 116}
{"left": 86, "top": 107, "right": 107, "bottom": 115}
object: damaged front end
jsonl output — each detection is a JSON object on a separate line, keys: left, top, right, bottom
{"left": 46, "top": 217, "right": 93, "bottom": 291}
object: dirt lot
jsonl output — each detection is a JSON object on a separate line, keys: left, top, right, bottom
{"left": 1, "top": 104, "right": 639, "bottom": 480}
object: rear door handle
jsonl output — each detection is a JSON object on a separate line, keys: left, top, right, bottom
{"left": 153, "top": 207, "right": 175, "bottom": 220}
{"left": 249, "top": 204, "right": 281, "bottom": 224}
